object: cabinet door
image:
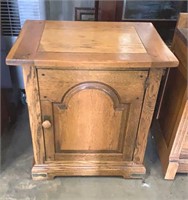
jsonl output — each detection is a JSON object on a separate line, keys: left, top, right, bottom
{"left": 38, "top": 70, "right": 148, "bottom": 162}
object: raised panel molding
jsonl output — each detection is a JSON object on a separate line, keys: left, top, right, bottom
{"left": 55, "top": 82, "right": 127, "bottom": 111}
{"left": 53, "top": 82, "right": 129, "bottom": 153}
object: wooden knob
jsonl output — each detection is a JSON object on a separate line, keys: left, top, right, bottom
{"left": 42, "top": 120, "right": 51, "bottom": 129}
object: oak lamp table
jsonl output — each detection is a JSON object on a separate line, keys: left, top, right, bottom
{"left": 6, "top": 21, "right": 178, "bottom": 180}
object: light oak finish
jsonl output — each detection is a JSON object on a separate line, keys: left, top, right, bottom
{"left": 22, "top": 66, "right": 45, "bottom": 164}
{"left": 153, "top": 13, "right": 188, "bottom": 180}
{"left": 6, "top": 21, "right": 178, "bottom": 69}
{"left": 39, "top": 26, "right": 146, "bottom": 53}
{"left": 31, "top": 161, "right": 146, "bottom": 180}
{"left": 6, "top": 21, "right": 178, "bottom": 180}
{"left": 134, "top": 69, "right": 163, "bottom": 163}
{"left": 38, "top": 70, "right": 147, "bottom": 102}
{"left": 54, "top": 89, "right": 124, "bottom": 151}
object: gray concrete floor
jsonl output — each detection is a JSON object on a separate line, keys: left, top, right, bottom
{"left": 0, "top": 106, "right": 188, "bottom": 200}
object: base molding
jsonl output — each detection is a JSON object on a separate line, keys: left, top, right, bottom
{"left": 32, "top": 161, "right": 146, "bottom": 180}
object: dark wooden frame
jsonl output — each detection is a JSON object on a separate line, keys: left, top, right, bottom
{"left": 75, "top": 7, "right": 95, "bottom": 21}
{"left": 95, "top": 0, "right": 123, "bottom": 21}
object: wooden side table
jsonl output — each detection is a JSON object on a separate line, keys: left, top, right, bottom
{"left": 154, "top": 13, "right": 188, "bottom": 180}
{"left": 6, "top": 21, "right": 178, "bottom": 180}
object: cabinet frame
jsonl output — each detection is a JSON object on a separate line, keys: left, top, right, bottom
{"left": 23, "top": 66, "right": 163, "bottom": 180}
{"left": 7, "top": 20, "right": 178, "bottom": 180}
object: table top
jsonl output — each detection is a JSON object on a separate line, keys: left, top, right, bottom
{"left": 6, "top": 20, "right": 178, "bottom": 69}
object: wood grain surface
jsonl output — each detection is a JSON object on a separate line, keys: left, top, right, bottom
{"left": 32, "top": 161, "right": 146, "bottom": 180}
{"left": 133, "top": 69, "right": 163, "bottom": 163}
{"left": 22, "top": 66, "right": 45, "bottom": 164}
{"left": 39, "top": 26, "right": 146, "bottom": 54}
{"left": 38, "top": 70, "right": 148, "bottom": 102}
{"left": 54, "top": 89, "right": 124, "bottom": 151}
{"left": 40, "top": 71, "right": 147, "bottom": 163}
{"left": 6, "top": 20, "right": 178, "bottom": 69}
